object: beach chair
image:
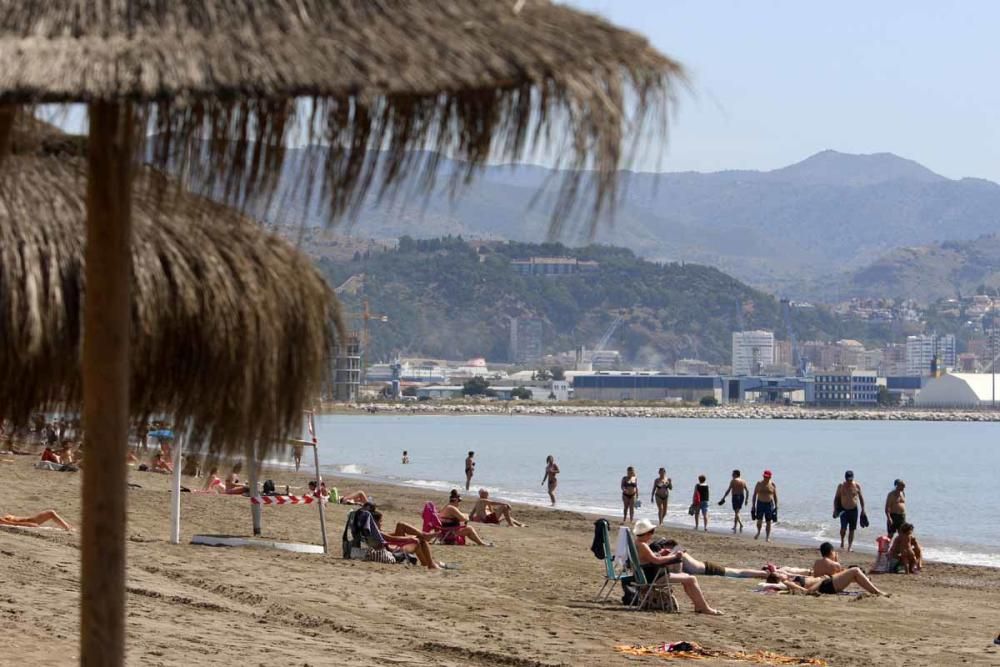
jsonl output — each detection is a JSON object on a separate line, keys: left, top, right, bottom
{"left": 624, "top": 528, "right": 678, "bottom": 613}
{"left": 421, "top": 502, "right": 466, "bottom": 545}
{"left": 593, "top": 519, "right": 627, "bottom": 602}
{"left": 341, "top": 509, "right": 385, "bottom": 559}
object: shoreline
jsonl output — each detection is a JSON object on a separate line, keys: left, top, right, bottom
{"left": 321, "top": 401, "right": 1000, "bottom": 422}
{"left": 2, "top": 457, "right": 999, "bottom": 665}
{"left": 323, "top": 465, "right": 1000, "bottom": 570}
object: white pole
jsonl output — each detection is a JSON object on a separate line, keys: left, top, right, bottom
{"left": 169, "top": 428, "right": 183, "bottom": 545}
{"left": 249, "top": 448, "right": 262, "bottom": 536}
{"left": 306, "top": 411, "right": 329, "bottom": 554}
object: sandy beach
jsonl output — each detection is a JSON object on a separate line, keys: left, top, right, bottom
{"left": 1, "top": 456, "right": 998, "bottom": 666}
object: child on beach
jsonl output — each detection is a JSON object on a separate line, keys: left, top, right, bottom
{"left": 693, "top": 475, "right": 709, "bottom": 532}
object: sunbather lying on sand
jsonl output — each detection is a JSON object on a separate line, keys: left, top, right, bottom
{"left": 655, "top": 539, "right": 802, "bottom": 579}
{"left": 371, "top": 510, "right": 442, "bottom": 570}
{"left": 470, "top": 489, "right": 526, "bottom": 527}
{"left": 633, "top": 520, "right": 722, "bottom": 615}
{"left": 1, "top": 510, "right": 74, "bottom": 531}
{"left": 770, "top": 568, "right": 888, "bottom": 597}
{"left": 338, "top": 489, "right": 369, "bottom": 505}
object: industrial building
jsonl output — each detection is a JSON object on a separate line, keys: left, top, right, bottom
{"left": 732, "top": 331, "right": 775, "bottom": 376}
{"left": 915, "top": 373, "right": 1000, "bottom": 408}
{"left": 813, "top": 371, "right": 884, "bottom": 406}
{"left": 332, "top": 335, "right": 362, "bottom": 401}
{"left": 572, "top": 373, "right": 721, "bottom": 402}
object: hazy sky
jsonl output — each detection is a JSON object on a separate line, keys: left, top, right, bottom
{"left": 566, "top": 0, "right": 1000, "bottom": 181}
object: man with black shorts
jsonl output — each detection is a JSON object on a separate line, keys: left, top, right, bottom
{"left": 834, "top": 470, "right": 865, "bottom": 552}
{"left": 752, "top": 470, "right": 778, "bottom": 542}
{"left": 884, "top": 479, "right": 906, "bottom": 537}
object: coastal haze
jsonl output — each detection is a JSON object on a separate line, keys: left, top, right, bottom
{"left": 317, "top": 414, "right": 1000, "bottom": 568}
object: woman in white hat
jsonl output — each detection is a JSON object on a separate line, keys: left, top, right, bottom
{"left": 632, "top": 519, "right": 723, "bottom": 615}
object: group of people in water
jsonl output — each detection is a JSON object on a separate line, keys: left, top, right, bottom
{"left": 619, "top": 467, "right": 913, "bottom": 553}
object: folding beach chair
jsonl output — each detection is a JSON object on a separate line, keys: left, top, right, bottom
{"left": 624, "top": 528, "right": 678, "bottom": 612}
{"left": 593, "top": 519, "right": 627, "bottom": 602}
{"left": 421, "top": 502, "right": 465, "bottom": 545}
{"left": 341, "top": 509, "right": 385, "bottom": 559}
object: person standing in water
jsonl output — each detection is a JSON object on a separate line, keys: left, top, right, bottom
{"left": 693, "top": 475, "right": 710, "bottom": 531}
{"left": 751, "top": 470, "right": 778, "bottom": 541}
{"left": 541, "top": 455, "right": 560, "bottom": 506}
{"left": 834, "top": 470, "right": 865, "bottom": 552}
{"left": 719, "top": 469, "right": 749, "bottom": 534}
{"left": 650, "top": 468, "right": 672, "bottom": 525}
{"left": 402, "top": 450, "right": 410, "bottom": 464}
{"left": 464, "top": 451, "right": 475, "bottom": 491}
{"left": 621, "top": 466, "right": 638, "bottom": 523}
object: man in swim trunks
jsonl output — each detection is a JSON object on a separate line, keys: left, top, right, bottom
{"left": 464, "top": 451, "right": 475, "bottom": 491}
{"left": 884, "top": 479, "right": 906, "bottom": 538}
{"left": 777, "top": 566, "right": 887, "bottom": 597}
{"left": 811, "top": 541, "right": 846, "bottom": 577}
{"left": 469, "top": 489, "right": 525, "bottom": 527}
{"left": 751, "top": 470, "right": 778, "bottom": 542}
{"left": 719, "top": 469, "right": 748, "bottom": 534}
{"left": 834, "top": 470, "right": 865, "bottom": 552}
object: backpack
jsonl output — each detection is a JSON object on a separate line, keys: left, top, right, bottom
{"left": 262, "top": 479, "right": 276, "bottom": 496}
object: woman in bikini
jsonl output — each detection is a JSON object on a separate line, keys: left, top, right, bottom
{"left": 650, "top": 468, "right": 672, "bottom": 525}
{"left": 541, "top": 455, "right": 560, "bottom": 506}
{"left": 224, "top": 463, "right": 248, "bottom": 495}
{"left": 621, "top": 466, "right": 638, "bottom": 523}
{"left": 1, "top": 510, "right": 74, "bottom": 531}
{"left": 370, "top": 510, "right": 443, "bottom": 570}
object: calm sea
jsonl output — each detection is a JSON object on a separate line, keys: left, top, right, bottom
{"left": 311, "top": 415, "right": 999, "bottom": 568}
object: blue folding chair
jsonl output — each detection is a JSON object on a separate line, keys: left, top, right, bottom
{"left": 594, "top": 520, "right": 627, "bottom": 602}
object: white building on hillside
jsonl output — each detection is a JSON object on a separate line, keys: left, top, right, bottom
{"left": 732, "top": 331, "right": 775, "bottom": 376}
{"left": 915, "top": 372, "right": 1000, "bottom": 407}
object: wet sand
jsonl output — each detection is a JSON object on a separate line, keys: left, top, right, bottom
{"left": 1, "top": 456, "right": 998, "bottom": 666}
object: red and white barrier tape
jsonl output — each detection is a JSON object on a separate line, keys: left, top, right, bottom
{"left": 250, "top": 494, "right": 326, "bottom": 506}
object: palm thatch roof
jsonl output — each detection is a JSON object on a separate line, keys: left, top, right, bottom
{"left": 0, "top": 0, "right": 684, "bottom": 234}
{"left": 0, "top": 123, "right": 340, "bottom": 455}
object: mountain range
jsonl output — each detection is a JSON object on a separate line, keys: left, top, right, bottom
{"left": 184, "top": 141, "right": 1000, "bottom": 302}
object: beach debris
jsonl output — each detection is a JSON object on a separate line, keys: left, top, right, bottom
{"left": 614, "top": 642, "right": 827, "bottom": 665}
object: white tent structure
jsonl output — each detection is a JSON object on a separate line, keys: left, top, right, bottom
{"left": 915, "top": 373, "right": 1000, "bottom": 408}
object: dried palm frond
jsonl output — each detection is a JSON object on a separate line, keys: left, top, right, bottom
{"left": 0, "top": 129, "right": 340, "bottom": 456}
{"left": 0, "top": 0, "right": 683, "bottom": 237}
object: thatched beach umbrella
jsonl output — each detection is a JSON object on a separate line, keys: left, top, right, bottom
{"left": 0, "top": 2, "right": 683, "bottom": 664}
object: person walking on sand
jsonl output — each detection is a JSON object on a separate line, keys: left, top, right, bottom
{"left": 885, "top": 479, "right": 906, "bottom": 538}
{"left": 464, "top": 451, "right": 475, "bottom": 491}
{"left": 291, "top": 441, "right": 303, "bottom": 472}
{"left": 834, "top": 470, "right": 866, "bottom": 552}
{"left": 719, "top": 469, "right": 749, "bottom": 534}
{"left": 751, "top": 470, "right": 778, "bottom": 542}
{"left": 541, "top": 455, "right": 559, "bottom": 506}
{"left": 621, "top": 466, "right": 638, "bottom": 523}
{"left": 651, "top": 468, "right": 672, "bottom": 525}
{"left": 693, "top": 475, "right": 710, "bottom": 532}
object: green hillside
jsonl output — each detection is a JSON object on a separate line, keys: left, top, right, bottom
{"left": 317, "top": 238, "right": 884, "bottom": 365}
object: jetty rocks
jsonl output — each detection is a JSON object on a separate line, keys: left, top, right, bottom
{"left": 342, "top": 403, "right": 1000, "bottom": 422}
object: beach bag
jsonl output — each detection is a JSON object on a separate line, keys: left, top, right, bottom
{"left": 364, "top": 547, "right": 397, "bottom": 564}
{"left": 859, "top": 511, "right": 870, "bottom": 529}
{"left": 261, "top": 479, "right": 276, "bottom": 496}
{"left": 687, "top": 503, "right": 697, "bottom": 516}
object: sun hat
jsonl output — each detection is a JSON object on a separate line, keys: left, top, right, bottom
{"left": 763, "top": 469, "right": 772, "bottom": 478}
{"left": 633, "top": 518, "right": 657, "bottom": 536}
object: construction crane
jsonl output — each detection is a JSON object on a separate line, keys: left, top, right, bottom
{"left": 595, "top": 311, "right": 626, "bottom": 352}
{"left": 343, "top": 298, "right": 389, "bottom": 383}
{"left": 781, "top": 298, "right": 807, "bottom": 377}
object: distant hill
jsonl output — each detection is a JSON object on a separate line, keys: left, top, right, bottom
{"left": 176, "top": 140, "right": 1000, "bottom": 296}
{"left": 317, "top": 238, "right": 882, "bottom": 365}
{"left": 816, "top": 235, "right": 1000, "bottom": 303}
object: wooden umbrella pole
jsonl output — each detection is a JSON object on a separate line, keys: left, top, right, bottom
{"left": 81, "top": 101, "right": 133, "bottom": 667}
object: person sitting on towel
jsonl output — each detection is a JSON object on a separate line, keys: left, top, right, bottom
{"left": 1, "top": 509, "right": 74, "bottom": 531}
{"left": 150, "top": 450, "right": 173, "bottom": 474}
{"left": 469, "top": 489, "right": 526, "bottom": 527}
{"left": 40, "top": 446, "right": 61, "bottom": 464}
{"left": 224, "top": 464, "right": 248, "bottom": 495}
{"left": 438, "top": 490, "right": 492, "bottom": 546}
